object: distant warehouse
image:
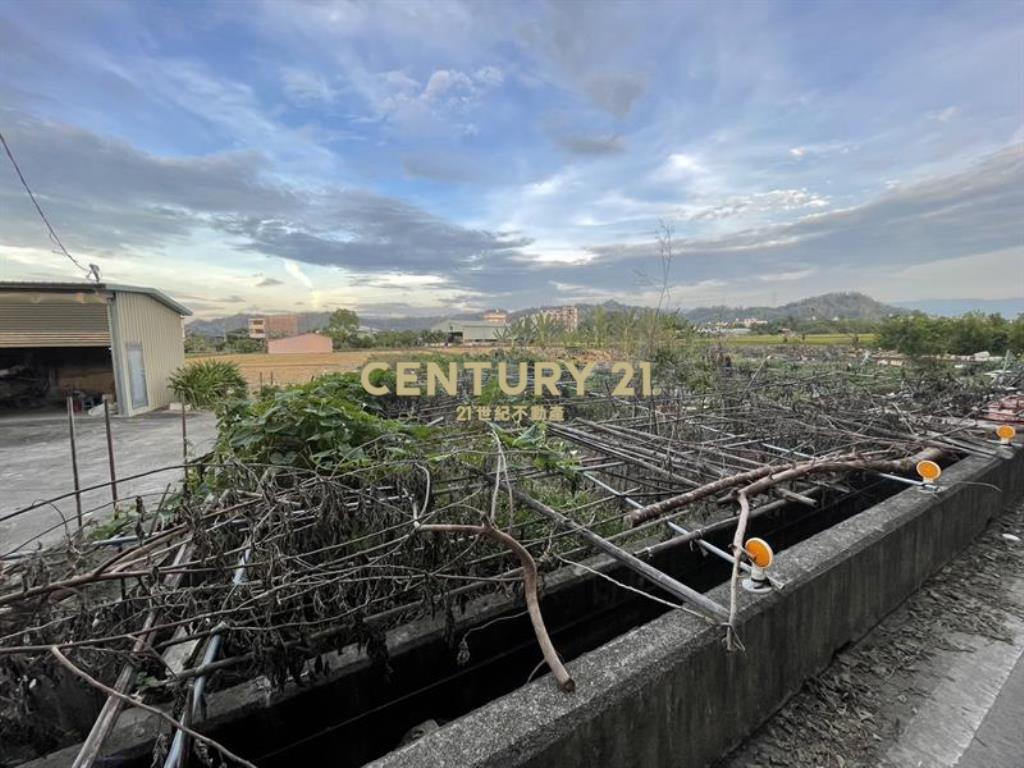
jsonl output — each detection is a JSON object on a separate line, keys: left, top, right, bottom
{"left": 267, "top": 332, "right": 332, "bottom": 354}
{"left": 0, "top": 282, "right": 190, "bottom": 416}
{"left": 431, "top": 320, "right": 507, "bottom": 344}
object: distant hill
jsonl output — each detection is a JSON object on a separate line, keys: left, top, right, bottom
{"left": 187, "top": 292, "right": 907, "bottom": 336}
{"left": 680, "top": 292, "right": 907, "bottom": 324}
{"left": 187, "top": 312, "right": 333, "bottom": 338}
{"left": 892, "top": 298, "right": 1024, "bottom": 318}
{"left": 187, "top": 310, "right": 477, "bottom": 336}
{"left": 360, "top": 312, "right": 478, "bottom": 331}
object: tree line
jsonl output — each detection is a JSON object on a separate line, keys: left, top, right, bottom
{"left": 877, "top": 312, "right": 1024, "bottom": 357}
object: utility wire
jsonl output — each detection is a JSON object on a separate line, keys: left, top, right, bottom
{"left": 0, "top": 127, "right": 98, "bottom": 281}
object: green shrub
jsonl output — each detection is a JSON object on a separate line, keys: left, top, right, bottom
{"left": 214, "top": 372, "right": 425, "bottom": 469}
{"left": 169, "top": 360, "right": 247, "bottom": 408}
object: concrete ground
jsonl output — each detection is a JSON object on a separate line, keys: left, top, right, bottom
{"left": 721, "top": 498, "right": 1024, "bottom": 768}
{"left": 0, "top": 409, "right": 217, "bottom": 555}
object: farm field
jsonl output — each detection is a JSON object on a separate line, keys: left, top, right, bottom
{"left": 190, "top": 334, "right": 875, "bottom": 388}
{"left": 190, "top": 346, "right": 497, "bottom": 387}
{"left": 713, "top": 332, "right": 877, "bottom": 346}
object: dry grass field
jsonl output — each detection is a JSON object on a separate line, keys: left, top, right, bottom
{"left": 191, "top": 334, "right": 870, "bottom": 390}
{"left": 190, "top": 346, "right": 496, "bottom": 388}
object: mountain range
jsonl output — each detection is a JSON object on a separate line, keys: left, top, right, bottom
{"left": 186, "top": 292, "right": 923, "bottom": 337}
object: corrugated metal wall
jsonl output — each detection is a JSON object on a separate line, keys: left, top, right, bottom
{"left": 0, "top": 292, "right": 111, "bottom": 347}
{"left": 111, "top": 292, "right": 185, "bottom": 414}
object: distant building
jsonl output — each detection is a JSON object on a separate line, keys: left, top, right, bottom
{"left": 267, "top": 332, "right": 332, "bottom": 354}
{"left": 530, "top": 305, "right": 579, "bottom": 331}
{"left": 483, "top": 309, "right": 508, "bottom": 324}
{"left": 698, "top": 326, "right": 751, "bottom": 335}
{"left": 248, "top": 314, "right": 299, "bottom": 340}
{"left": 431, "top": 320, "right": 507, "bottom": 344}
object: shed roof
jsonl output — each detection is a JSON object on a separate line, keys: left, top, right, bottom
{"left": 0, "top": 281, "right": 192, "bottom": 316}
{"left": 431, "top": 320, "right": 507, "bottom": 330}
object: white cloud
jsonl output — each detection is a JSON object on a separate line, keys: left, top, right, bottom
{"left": 283, "top": 259, "right": 314, "bottom": 289}
{"left": 686, "top": 189, "right": 831, "bottom": 221}
{"left": 422, "top": 69, "right": 474, "bottom": 102}
{"left": 759, "top": 269, "right": 815, "bottom": 282}
{"left": 381, "top": 70, "right": 420, "bottom": 93}
{"left": 788, "top": 141, "right": 854, "bottom": 160}
{"left": 281, "top": 67, "right": 337, "bottom": 105}
{"left": 354, "top": 65, "right": 505, "bottom": 126}
{"left": 524, "top": 171, "right": 574, "bottom": 198}
{"left": 930, "top": 106, "right": 960, "bottom": 123}
{"left": 660, "top": 152, "right": 704, "bottom": 178}
{"left": 474, "top": 65, "right": 504, "bottom": 87}
{"left": 521, "top": 247, "right": 595, "bottom": 265}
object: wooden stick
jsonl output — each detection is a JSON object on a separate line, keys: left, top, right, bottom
{"left": 726, "top": 493, "right": 751, "bottom": 652}
{"left": 630, "top": 448, "right": 942, "bottom": 526}
{"left": 73, "top": 542, "right": 193, "bottom": 768}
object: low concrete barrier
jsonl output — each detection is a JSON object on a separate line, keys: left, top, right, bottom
{"left": 373, "top": 448, "right": 1024, "bottom": 768}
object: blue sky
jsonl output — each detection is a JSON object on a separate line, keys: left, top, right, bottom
{"left": 0, "top": 0, "right": 1021, "bottom": 318}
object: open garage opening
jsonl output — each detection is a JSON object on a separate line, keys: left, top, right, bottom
{"left": 0, "top": 346, "right": 115, "bottom": 414}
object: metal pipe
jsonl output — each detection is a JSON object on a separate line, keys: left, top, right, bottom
{"left": 181, "top": 400, "right": 188, "bottom": 469}
{"left": 666, "top": 521, "right": 753, "bottom": 574}
{"left": 511, "top": 488, "right": 729, "bottom": 622}
{"left": 163, "top": 546, "right": 252, "bottom": 768}
{"left": 103, "top": 396, "right": 118, "bottom": 503}
{"left": 66, "top": 395, "right": 83, "bottom": 529}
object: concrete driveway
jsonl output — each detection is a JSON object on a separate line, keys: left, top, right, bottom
{"left": 0, "top": 410, "right": 217, "bottom": 555}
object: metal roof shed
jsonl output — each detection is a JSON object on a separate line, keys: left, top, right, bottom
{"left": 431, "top": 320, "right": 507, "bottom": 343}
{"left": 0, "top": 282, "right": 191, "bottom": 416}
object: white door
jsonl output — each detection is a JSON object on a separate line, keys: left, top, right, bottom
{"left": 127, "top": 343, "right": 148, "bottom": 409}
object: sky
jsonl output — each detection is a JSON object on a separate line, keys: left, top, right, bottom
{"left": 0, "top": 0, "right": 1021, "bottom": 319}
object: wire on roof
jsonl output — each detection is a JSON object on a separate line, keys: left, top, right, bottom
{"left": 0, "top": 127, "right": 99, "bottom": 282}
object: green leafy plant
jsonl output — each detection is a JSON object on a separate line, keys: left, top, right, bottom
{"left": 169, "top": 359, "right": 248, "bottom": 408}
{"left": 215, "top": 372, "right": 425, "bottom": 469}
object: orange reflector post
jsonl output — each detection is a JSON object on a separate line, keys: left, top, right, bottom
{"left": 916, "top": 460, "right": 941, "bottom": 483}
{"left": 996, "top": 425, "right": 1016, "bottom": 443}
{"left": 744, "top": 537, "right": 774, "bottom": 568}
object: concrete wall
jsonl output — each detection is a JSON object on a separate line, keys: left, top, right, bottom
{"left": 110, "top": 292, "right": 185, "bottom": 416}
{"left": 267, "top": 333, "right": 333, "bottom": 354}
{"left": 373, "top": 448, "right": 1024, "bottom": 768}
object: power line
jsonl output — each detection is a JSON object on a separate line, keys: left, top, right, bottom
{"left": 0, "top": 127, "right": 99, "bottom": 281}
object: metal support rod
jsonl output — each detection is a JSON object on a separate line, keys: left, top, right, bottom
{"left": 181, "top": 400, "right": 188, "bottom": 468}
{"left": 582, "top": 469, "right": 783, "bottom": 589}
{"left": 665, "top": 520, "right": 752, "bottom": 574}
{"left": 511, "top": 487, "right": 729, "bottom": 621}
{"left": 103, "top": 396, "right": 118, "bottom": 503}
{"left": 66, "top": 395, "right": 83, "bottom": 529}
{"left": 163, "top": 547, "right": 252, "bottom": 768}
